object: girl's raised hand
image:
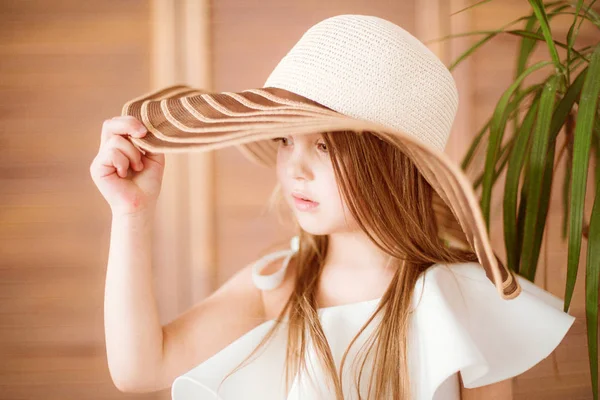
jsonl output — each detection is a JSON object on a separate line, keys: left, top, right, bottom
{"left": 90, "top": 116, "right": 166, "bottom": 217}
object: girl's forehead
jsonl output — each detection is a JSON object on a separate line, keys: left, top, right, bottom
{"left": 293, "top": 132, "right": 323, "bottom": 140}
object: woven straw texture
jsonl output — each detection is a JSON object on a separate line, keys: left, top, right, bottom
{"left": 263, "top": 14, "right": 459, "bottom": 152}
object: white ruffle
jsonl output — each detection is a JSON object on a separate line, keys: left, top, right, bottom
{"left": 409, "top": 262, "right": 576, "bottom": 400}
{"left": 171, "top": 262, "right": 576, "bottom": 400}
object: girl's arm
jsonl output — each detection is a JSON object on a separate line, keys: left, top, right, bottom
{"left": 104, "top": 209, "right": 163, "bottom": 392}
{"left": 104, "top": 209, "right": 268, "bottom": 393}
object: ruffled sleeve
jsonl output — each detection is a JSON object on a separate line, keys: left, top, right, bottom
{"left": 408, "top": 262, "right": 576, "bottom": 400}
{"left": 171, "top": 320, "right": 290, "bottom": 400}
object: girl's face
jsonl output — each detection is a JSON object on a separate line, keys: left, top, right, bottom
{"left": 274, "top": 133, "right": 356, "bottom": 235}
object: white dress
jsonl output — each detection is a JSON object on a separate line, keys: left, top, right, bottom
{"left": 171, "top": 236, "right": 576, "bottom": 400}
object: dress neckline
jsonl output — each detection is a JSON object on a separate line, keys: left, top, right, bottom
{"left": 254, "top": 235, "right": 389, "bottom": 321}
{"left": 250, "top": 295, "right": 383, "bottom": 341}
{"left": 316, "top": 296, "right": 382, "bottom": 313}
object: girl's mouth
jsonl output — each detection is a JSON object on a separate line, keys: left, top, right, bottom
{"left": 292, "top": 193, "right": 319, "bottom": 211}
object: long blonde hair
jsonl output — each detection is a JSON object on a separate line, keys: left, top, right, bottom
{"left": 218, "top": 130, "right": 479, "bottom": 399}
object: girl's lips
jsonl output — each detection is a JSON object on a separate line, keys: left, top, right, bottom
{"left": 292, "top": 194, "right": 319, "bottom": 211}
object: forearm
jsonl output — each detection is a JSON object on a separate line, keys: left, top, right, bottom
{"left": 104, "top": 209, "right": 163, "bottom": 392}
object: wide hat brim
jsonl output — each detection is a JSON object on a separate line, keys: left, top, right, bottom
{"left": 121, "top": 84, "right": 521, "bottom": 300}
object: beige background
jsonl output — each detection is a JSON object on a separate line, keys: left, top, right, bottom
{"left": 0, "top": 0, "right": 598, "bottom": 399}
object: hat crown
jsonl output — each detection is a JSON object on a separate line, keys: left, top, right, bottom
{"left": 263, "top": 14, "right": 459, "bottom": 152}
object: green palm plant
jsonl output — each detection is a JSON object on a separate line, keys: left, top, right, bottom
{"left": 428, "top": 0, "right": 600, "bottom": 398}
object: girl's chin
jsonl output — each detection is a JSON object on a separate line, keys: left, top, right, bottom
{"left": 295, "top": 218, "right": 337, "bottom": 236}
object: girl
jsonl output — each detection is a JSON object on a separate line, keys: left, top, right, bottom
{"left": 91, "top": 14, "right": 575, "bottom": 400}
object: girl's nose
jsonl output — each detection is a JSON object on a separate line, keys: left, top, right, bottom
{"left": 287, "top": 151, "right": 312, "bottom": 181}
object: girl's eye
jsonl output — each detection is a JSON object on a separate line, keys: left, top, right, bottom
{"left": 271, "top": 136, "right": 327, "bottom": 153}
{"left": 272, "top": 137, "right": 290, "bottom": 146}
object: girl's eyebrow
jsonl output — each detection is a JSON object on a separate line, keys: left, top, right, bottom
{"left": 292, "top": 134, "right": 322, "bottom": 140}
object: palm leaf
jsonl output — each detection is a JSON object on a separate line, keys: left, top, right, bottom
{"left": 450, "top": 0, "right": 494, "bottom": 16}
{"left": 565, "top": 0, "right": 585, "bottom": 83}
{"left": 563, "top": 120, "right": 574, "bottom": 240}
{"left": 445, "top": 26, "right": 591, "bottom": 71}
{"left": 529, "top": 132, "right": 558, "bottom": 280}
{"left": 448, "top": 32, "right": 500, "bottom": 72}
{"left": 586, "top": 182, "right": 600, "bottom": 400}
{"left": 511, "top": 9, "right": 540, "bottom": 153}
{"left": 555, "top": 67, "right": 589, "bottom": 241}
{"left": 565, "top": 45, "right": 600, "bottom": 312}
{"left": 444, "top": 5, "right": 593, "bottom": 72}
{"left": 552, "top": 11, "right": 600, "bottom": 28}
{"left": 460, "top": 120, "right": 490, "bottom": 172}
{"left": 480, "top": 61, "right": 552, "bottom": 232}
{"left": 527, "top": 0, "right": 565, "bottom": 75}
{"left": 471, "top": 84, "right": 543, "bottom": 186}
{"left": 595, "top": 115, "right": 600, "bottom": 190}
{"left": 505, "top": 29, "right": 590, "bottom": 62}
{"left": 520, "top": 74, "right": 560, "bottom": 281}
{"left": 552, "top": 66, "right": 589, "bottom": 144}
{"left": 504, "top": 93, "right": 542, "bottom": 273}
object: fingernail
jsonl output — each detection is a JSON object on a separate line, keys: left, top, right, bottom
{"left": 137, "top": 126, "right": 147, "bottom": 134}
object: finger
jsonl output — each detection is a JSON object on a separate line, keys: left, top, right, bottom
{"left": 95, "top": 147, "right": 130, "bottom": 179}
{"left": 104, "top": 134, "right": 144, "bottom": 171}
{"left": 100, "top": 117, "right": 147, "bottom": 149}
{"left": 106, "top": 115, "right": 147, "bottom": 135}
{"left": 127, "top": 136, "right": 165, "bottom": 167}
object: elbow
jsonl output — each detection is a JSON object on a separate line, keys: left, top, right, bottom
{"left": 110, "top": 369, "right": 156, "bottom": 394}
{"left": 105, "top": 336, "right": 166, "bottom": 393}
{"left": 110, "top": 372, "right": 137, "bottom": 393}
{"left": 112, "top": 377, "right": 152, "bottom": 394}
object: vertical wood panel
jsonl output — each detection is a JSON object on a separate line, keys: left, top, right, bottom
{"left": 182, "top": 0, "right": 217, "bottom": 305}
{"left": 0, "top": 1, "right": 163, "bottom": 398}
{"left": 149, "top": 0, "right": 215, "bottom": 319}
{"left": 447, "top": 0, "right": 476, "bottom": 173}
{"left": 149, "top": 0, "right": 191, "bottom": 330}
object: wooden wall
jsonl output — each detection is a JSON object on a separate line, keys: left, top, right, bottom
{"left": 0, "top": 0, "right": 597, "bottom": 399}
{"left": 0, "top": 1, "right": 161, "bottom": 399}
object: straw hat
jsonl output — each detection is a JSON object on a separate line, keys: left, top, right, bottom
{"left": 121, "top": 14, "right": 521, "bottom": 300}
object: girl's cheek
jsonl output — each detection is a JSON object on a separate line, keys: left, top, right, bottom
{"left": 275, "top": 156, "right": 286, "bottom": 182}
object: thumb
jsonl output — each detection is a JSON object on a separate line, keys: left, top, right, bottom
{"left": 144, "top": 151, "right": 165, "bottom": 166}
{"left": 128, "top": 137, "right": 165, "bottom": 167}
